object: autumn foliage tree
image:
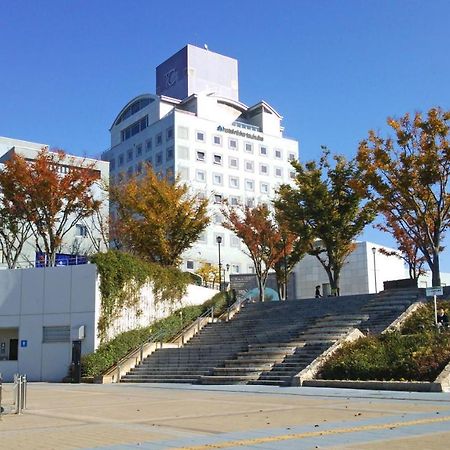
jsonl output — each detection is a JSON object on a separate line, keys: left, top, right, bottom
{"left": 357, "top": 107, "right": 450, "bottom": 286}
{"left": 376, "top": 210, "right": 426, "bottom": 281}
{"left": 276, "top": 149, "right": 375, "bottom": 295}
{"left": 111, "top": 165, "right": 209, "bottom": 267}
{"left": 0, "top": 148, "right": 101, "bottom": 266}
{"left": 272, "top": 215, "right": 308, "bottom": 301}
{"left": 222, "top": 203, "right": 287, "bottom": 302}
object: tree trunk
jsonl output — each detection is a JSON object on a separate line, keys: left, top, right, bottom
{"left": 258, "top": 276, "right": 265, "bottom": 302}
{"left": 432, "top": 251, "right": 441, "bottom": 286}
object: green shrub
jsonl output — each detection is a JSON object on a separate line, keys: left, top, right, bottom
{"left": 400, "top": 300, "right": 450, "bottom": 334}
{"left": 81, "top": 291, "right": 228, "bottom": 378}
{"left": 90, "top": 251, "right": 191, "bottom": 341}
{"left": 319, "top": 330, "right": 450, "bottom": 382}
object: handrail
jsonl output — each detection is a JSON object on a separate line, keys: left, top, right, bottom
{"left": 101, "top": 306, "right": 215, "bottom": 379}
{"left": 171, "top": 306, "right": 215, "bottom": 345}
{"left": 219, "top": 296, "right": 250, "bottom": 322}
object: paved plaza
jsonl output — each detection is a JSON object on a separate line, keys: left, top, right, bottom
{"left": 1, "top": 382, "right": 450, "bottom": 449}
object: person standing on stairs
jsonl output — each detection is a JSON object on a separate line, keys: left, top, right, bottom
{"left": 315, "top": 285, "right": 322, "bottom": 298}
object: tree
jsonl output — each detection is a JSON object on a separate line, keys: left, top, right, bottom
{"left": 222, "top": 204, "right": 286, "bottom": 302}
{"left": 0, "top": 148, "right": 101, "bottom": 266}
{"left": 272, "top": 215, "right": 308, "bottom": 301}
{"left": 111, "top": 165, "right": 209, "bottom": 266}
{"left": 376, "top": 210, "right": 426, "bottom": 281}
{"left": 357, "top": 107, "right": 450, "bottom": 286}
{"left": 195, "top": 261, "right": 219, "bottom": 288}
{"left": 276, "top": 149, "right": 375, "bottom": 295}
{"left": 0, "top": 202, "right": 33, "bottom": 268}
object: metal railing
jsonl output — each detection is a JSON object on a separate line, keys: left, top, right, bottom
{"left": 172, "top": 306, "right": 215, "bottom": 346}
{"left": 220, "top": 296, "right": 250, "bottom": 322}
{"left": 0, "top": 373, "right": 27, "bottom": 415}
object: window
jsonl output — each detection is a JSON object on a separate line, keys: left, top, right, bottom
{"left": 121, "top": 115, "right": 149, "bottom": 141}
{"left": 245, "top": 142, "right": 253, "bottom": 153}
{"left": 230, "top": 236, "right": 241, "bottom": 248}
{"left": 213, "top": 213, "right": 223, "bottom": 224}
{"left": 229, "top": 138, "right": 238, "bottom": 150}
{"left": 228, "top": 157, "right": 239, "bottom": 169}
{"left": 156, "top": 132, "right": 162, "bottom": 146}
{"left": 110, "top": 158, "right": 116, "bottom": 171}
{"left": 178, "top": 126, "right": 189, "bottom": 139}
{"left": 288, "top": 152, "right": 296, "bottom": 161}
{"left": 248, "top": 266, "right": 255, "bottom": 274}
{"left": 259, "top": 164, "right": 269, "bottom": 175}
{"left": 245, "top": 160, "right": 254, "bottom": 172}
{"left": 156, "top": 152, "right": 163, "bottom": 166}
{"left": 196, "top": 170, "right": 206, "bottom": 182}
{"left": 196, "top": 131, "right": 205, "bottom": 142}
{"left": 178, "top": 145, "right": 189, "bottom": 160}
{"left": 213, "top": 154, "right": 222, "bottom": 165}
{"left": 145, "top": 139, "right": 152, "bottom": 152}
{"left": 136, "top": 144, "right": 142, "bottom": 157}
{"left": 127, "top": 167, "right": 133, "bottom": 178}
{"left": 275, "top": 167, "right": 283, "bottom": 177}
{"left": 245, "top": 179, "right": 254, "bottom": 191}
{"left": 289, "top": 170, "right": 296, "bottom": 179}
{"left": 229, "top": 176, "right": 239, "bottom": 189}
{"left": 145, "top": 157, "right": 152, "bottom": 167}
{"left": 186, "top": 260, "right": 194, "bottom": 270}
{"left": 178, "top": 166, "right": 189, "bottom": 179}
{"left": 198, "top": 231, "right": 207, "bottom": 243}
{"left": 166, "top": 127, "right": 174, "bottom": 141}
{"left": 231, "top": 264, "right": 240, "bottom": 273}
{"left": 43, "top": 326, "right": 70, "bottom": 343}
{"left": 166, "top": 147, "right": 174, "bottom": 161}
{"left": 118, "top": 154, "right": 124, "bottom": 166}
{"left": 260, "top": 182, "right": 269, "bottom": 194}
{"left": 229, "top": 195, "right": 240, "bottom": 206}
{"left": 75, "top": 224, "right": 88, "bottom": 237}
{"left": 213, "top": 135, "right": 222, "bottom": 145}
{"left": 274, "top": 149, "right": 282, "bottom": 159}
{"left": 246, "top": 197, "right": 255, "bottom": 207}
{"left": 213, "top": 173, "right": 223, "bottom": 185}
{"left": 214, "top": 194, "right": 223, "bottom": 204}
{"left": 196, "top": 151, "right": 205, "bottom": 161}
{"left": 260, "top": 145, "right": 268, "bottom": 156}
{"left": 136, "top": 161, "right": 143, "bottom": 175}
{"left": 127, "top": 149, "right": 133, "bottom": 162}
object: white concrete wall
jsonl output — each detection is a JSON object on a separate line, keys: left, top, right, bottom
{"left": 0, "top": 264, "right": 216, "bottom": 382}
{"left": 0, "top": 264, "right": 98, "bottom": 382}
{"left": 105, "top": 283, "right": 216, "bottom": 342}
{"left": 294, "top": 241, "right": 408, "bottom": 298}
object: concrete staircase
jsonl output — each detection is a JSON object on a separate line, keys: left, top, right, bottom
{"left": 120, "top": 289, "right": 419, "bottom": 385}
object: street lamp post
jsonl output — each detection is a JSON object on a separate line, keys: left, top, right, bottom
{"left": 216, "top": 236, "right": 222, "bottom": 291}
{"left": 372, "top": 247, "right": 377, "bottom": 293}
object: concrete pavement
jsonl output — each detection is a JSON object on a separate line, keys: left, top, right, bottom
{"left": 1, "top": 383, "right": 449, "bottom": 449}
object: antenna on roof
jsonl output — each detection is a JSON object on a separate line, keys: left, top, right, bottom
{"left": 204, "top": 44, "right": 209, "bottom": 51}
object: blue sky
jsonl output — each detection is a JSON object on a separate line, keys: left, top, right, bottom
{"left": 1, "top": 0, "right": 449, "bottom": 271}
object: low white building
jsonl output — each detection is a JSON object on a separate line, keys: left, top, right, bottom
{"left": 0, "top": 264, "right": 215, "bottom": 382}
{"left": 0, "top": 137, "right": 110, "bottom": 268}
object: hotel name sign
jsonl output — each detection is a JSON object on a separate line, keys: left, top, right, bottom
{"left": 217, "top": 126, "right": 264, "bottom": 142}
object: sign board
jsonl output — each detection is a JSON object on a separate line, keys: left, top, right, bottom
{"left": 426, "top": 287, "right": 443, "bottom": 297}
{"left": 20, "top": 340, "right": 28, "bottom": 348}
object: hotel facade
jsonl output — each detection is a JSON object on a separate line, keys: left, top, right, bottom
{"left": 102, "top": 45, "right": 298, "bottom": 274}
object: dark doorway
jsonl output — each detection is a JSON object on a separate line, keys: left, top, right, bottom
{"left": 9, "top": 339, "right": 18, "bottom": 360}
{"left": 71, "top": 340, "right": 82, "bottom": 383}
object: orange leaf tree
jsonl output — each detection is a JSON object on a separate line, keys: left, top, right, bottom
{"left": 111, "top": 165, "right": 209, "bottom": 267}
{"left": 0, "top": 148, "right": 101, "bottom": 266}
{"left": 376, "top": 210, "right": 426, "bottom": 281}
{"left": 357, "top": 107, "right": 450, "bottom": 287}
{"left": 222, "top": 204, "right": 286, "bottom": 302}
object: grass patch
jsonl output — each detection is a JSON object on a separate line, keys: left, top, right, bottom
{"left": 81, "top": 291, "right": 228, "bottom": 378}
{"left": 318, "top": 299, "right": 450, "bottom": 382}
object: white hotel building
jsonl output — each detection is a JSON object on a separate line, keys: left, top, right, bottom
{"left": 102, "top": 45, "right": 298, "bottom": 274}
